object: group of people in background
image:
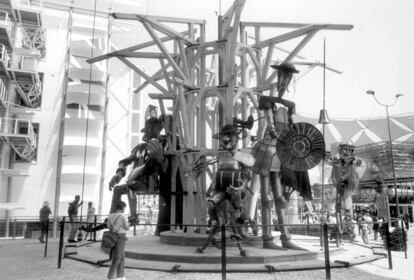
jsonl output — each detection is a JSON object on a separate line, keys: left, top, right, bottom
{"left": 38, "top": 195, "right": 96, "bottom": 244}
{"left": 299, "top": 206, "right": 412, "bottom": 245}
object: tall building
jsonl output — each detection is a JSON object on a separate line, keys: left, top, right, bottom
{"left": 0, "top": 0, "right": 149, "bottom": 237}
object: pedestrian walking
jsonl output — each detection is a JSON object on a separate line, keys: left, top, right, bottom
{"left": 38, "top": 201, "right": 51, "bottom": 243}
{"left": 67, "top": 195, "right": 83, "bottom": 243}
{"left": 107, "top": 200, "right": 129, "bottom": 280}
{"left": 361, "top": 217, "right": 370, "bottom": 244}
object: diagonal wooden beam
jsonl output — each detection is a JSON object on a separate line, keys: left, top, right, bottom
{"left": 87, "top": 30, "right": 193, "bottom": 64}
{"left": 264, "top": 29, "right": 321, "bottom": 86}
{"left": 284, "top": 29, "right": 319, "bottom": 62}
{"left": 136, "top": 14, "right": 195, "bottom": 45}
{"left": 116, "top": 51, "right": 173, "bottom": 59}
{"left": 159, "top": 58, "right": 174, "bottom": 93}
{"left": 261, "top": 43, "right": 274, "bottom": 82}
{"left": 117, "top": 56, "right": 168, "bottom": 94}
{"left": 241, "top": 21, "right": 353, "bottom": 30}
{"left": 141, "top": 20, "right": 193, "bottom": 87}
{"left": 134, "top": 63, "right": 173, "bottom": 94}
{"left": 256, "top": 24, "right": 322, "bottom": 49}
{"left": 112, "top": 12, "right": 204, "bottom": 25}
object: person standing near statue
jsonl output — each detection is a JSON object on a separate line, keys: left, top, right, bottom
{"left": 67, "top": 195, "right": 83, "bottom": 243}
{"left": 107, "top": 201, "right": 129, "bottom": 280}
{"left": 84, "top": 201, "right": 96, "bottom": 241}
{"left": 38, "top": 201, "right": 51, "bottom": 243}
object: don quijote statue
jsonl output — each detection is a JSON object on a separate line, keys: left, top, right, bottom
{"left": 252, "top": 62, "right": 325, "bottom": 250}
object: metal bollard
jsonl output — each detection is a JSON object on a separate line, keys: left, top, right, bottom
{"left": 401, "top": 219, "right": 407, "bottom": 259}
{"left": 44, "top": 218, "right": 49, "bottom": 257}
{"left": 385, "top": 222, "right": 393, "bottom": 270}
{"left": 320, "top": 223, "right": 323, "bottom": 248}
{"left": 12, "top": 219, "right": 17, "bottom": 239}
{"left": 323, "top": 223, "right": 331, "bottom": 280}
{"left": 93, "top": 215, "right": 97, "bottom": 242}
{"left": 221, "top": 224, "right": 226, "bottom": 280}
{"left": 57, "top": 220, "right": 65, "bottom": 269}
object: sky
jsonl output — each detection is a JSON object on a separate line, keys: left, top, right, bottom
{"left": 145, "top": 0, "right": 414, "bottom": 119}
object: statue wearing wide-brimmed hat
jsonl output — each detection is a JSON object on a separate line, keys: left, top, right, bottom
{"left": 194, "top": 118, "right": 257, "bottom": 256}
{"left": 251, "top": 61, "right": 320, "bottom": 250}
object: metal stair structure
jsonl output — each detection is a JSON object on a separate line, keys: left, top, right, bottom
{"left": 0, "top": 0, "right": 45, "bottom": 161}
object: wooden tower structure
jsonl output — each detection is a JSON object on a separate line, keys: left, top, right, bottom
{"left": 88, "top": 0, "right": 353, "bottom": 233}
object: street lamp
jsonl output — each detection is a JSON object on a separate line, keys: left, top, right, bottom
{"left": 366, "top": 90, "right": 403, "bottom": 217}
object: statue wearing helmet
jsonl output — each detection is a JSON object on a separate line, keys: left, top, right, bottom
{"left": 252, "top": 62, "right": 312, "bottom": 250}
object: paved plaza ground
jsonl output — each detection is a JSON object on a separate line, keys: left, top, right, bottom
{"left": 1, "top": 227, "right": 413, "bottom": 280}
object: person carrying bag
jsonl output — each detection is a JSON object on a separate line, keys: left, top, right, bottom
{"left": 106, "top": 201, "right": 129, "bottom": 280}
{"left": 101, "top": 215, "right": 121, "bottom": 249}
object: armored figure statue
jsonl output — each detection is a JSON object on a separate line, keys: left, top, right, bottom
{"left": 252, "top": 62, "right": 312, "bottom": 250}
{"left": 330, "top": 141, "right": 361, "bottom": 216}
{"left": 195, "top": 120, "right": 256, "bottom": 256}
{"left": 109, "top": 116, "right": 168, "bottom": 224}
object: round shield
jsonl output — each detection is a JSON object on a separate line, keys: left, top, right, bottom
{"left": 276, "top": 122, "right": 325, "bottom": 171}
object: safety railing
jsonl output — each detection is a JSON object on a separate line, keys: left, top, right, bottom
{"left": 50, "top": 216, "right": 409, "bottom": 280}
{"left": 8, "top": 53, "right": 39, "bottom": 72}
{"left": 0, "top": 117, "right": 36, "bottom": 140}
{"left": 1, "top": 213, "right": 408, "bottom": 280}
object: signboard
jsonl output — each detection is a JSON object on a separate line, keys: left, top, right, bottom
{"left": 376, "top": 194, "right": 390, "bottom": 221}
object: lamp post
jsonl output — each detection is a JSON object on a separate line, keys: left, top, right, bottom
{"left": 366, "top": 90, "right": 403, "bottom": 217}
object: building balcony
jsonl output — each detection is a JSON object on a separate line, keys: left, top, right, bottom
{"left": 8, "top": 53, "right": 39, "bottom": 73}
{"left": 0, "top": 10, "right": 12, "bottom": 49}
{"left": 0, "top": 117, "right": 37, "bottom": 161}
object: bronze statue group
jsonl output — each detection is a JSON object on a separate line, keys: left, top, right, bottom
{"left": 94, "top": 61, "right": 371, "bottom": 264}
